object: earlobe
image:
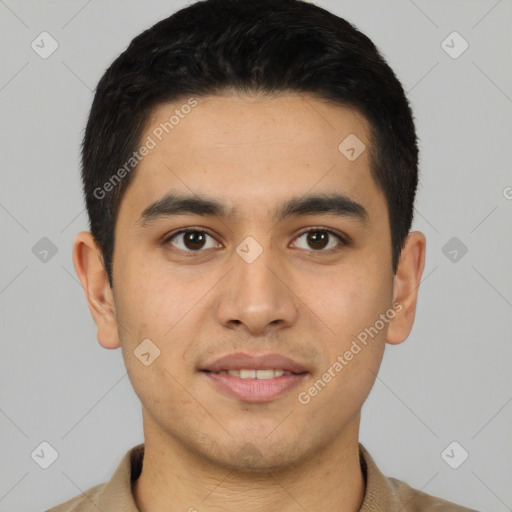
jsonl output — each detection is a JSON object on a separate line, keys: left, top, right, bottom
{"left": 386, "top": 231, "right": 426, "bottom": 345}
{"left": 72, "top": 231, "right": 121, "bottom": 349}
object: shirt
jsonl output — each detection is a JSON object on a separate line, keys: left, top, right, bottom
{"left": 44, "top": 443, "right": 478, "bottom": 511}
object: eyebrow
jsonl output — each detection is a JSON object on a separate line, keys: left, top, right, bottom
{"left": 138, "top": 191, "right": 369, "bottom": 226}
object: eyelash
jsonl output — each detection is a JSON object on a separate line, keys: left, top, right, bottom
{"left": 161, "top": 227, "right": 348, "bottom": 257}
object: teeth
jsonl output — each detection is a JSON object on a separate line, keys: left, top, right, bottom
{"left": 239, "top": 369, "right": 256, "bottom": 379}
{"left": 254, "top": 369, "right": 274, "bottom": 380}
{"left": 224, "top": 369, "right": 289, "bottom": 379}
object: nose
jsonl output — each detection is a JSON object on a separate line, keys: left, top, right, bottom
{"left": 215, "top": 242, "right": 299, "bottom": 335}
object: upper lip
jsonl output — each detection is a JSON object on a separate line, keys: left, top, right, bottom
{"left": 201, "top": 353, "right": 309, "bottom": 374}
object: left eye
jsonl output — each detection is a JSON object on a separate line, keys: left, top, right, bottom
{"left": 291, "top": 229, "right": 344, "bottom": 251}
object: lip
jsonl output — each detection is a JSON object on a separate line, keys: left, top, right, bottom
{"left": 201, "top": 352, "right": 309, "bottom": 402}
{"left": 201, "top": 352, "right": 309, "bottom": 373}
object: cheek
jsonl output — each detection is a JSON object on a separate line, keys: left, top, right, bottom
{"left": 320, "top": 266, "right": 390, "bottom": 335}
{"left": 113, "top": 254, "right": 215, "bottom": 378}
{"left": 112, "top": 262, "right": 198, "bottom": 410}
{"left": 299, "top": 276, "right": 389, "bottom": 423}
{"left": 309, "top": 264, "right": 390, "bottom": 395}
{"left": 114, "top": 252, "right": 180, "bottom": 335}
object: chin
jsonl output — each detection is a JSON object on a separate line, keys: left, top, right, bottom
{"left": 199, "top": 437, "right": 315, "bottom": 474}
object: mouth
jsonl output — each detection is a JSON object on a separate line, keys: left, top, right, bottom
{"left": 211, "top": 369, "right": 295, "bottom": 379}
{"left": 200, "top": 353, "right": 309, "bottom": 402}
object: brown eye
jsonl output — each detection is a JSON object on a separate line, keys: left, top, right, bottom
{"left": 166, "top": 230, "right": 219, "bottom": 252}
{"left": 183, "top": 231, "right": 206, "bottom": 250}
{"left": 306, "top": 231, "right": 329, "bottom": 250}
{"left": 292, "top": 229, "right": 344, "bottom": 252}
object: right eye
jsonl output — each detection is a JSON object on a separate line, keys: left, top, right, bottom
{"left": 163, "top": 229, "right": 222, "bottom": 254}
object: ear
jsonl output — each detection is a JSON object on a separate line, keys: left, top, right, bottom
{"left": 386, "top": 231, "right": 426, "bottom": 345}
{"left": 72, "top": 231, "right": 121, "bottom": 349}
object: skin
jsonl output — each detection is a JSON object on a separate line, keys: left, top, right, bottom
{"left": 73, "top": 93, "right": 426, "bottom": 512}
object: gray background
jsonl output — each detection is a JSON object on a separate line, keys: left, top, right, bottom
{"left": 1, "top": 0, "right": 511, "bottom": 511}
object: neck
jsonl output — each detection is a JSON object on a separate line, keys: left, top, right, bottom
{"left": 133, "top": 413, "right": 365, "bottom": 512}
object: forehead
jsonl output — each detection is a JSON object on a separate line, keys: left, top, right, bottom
{"left": 120, "top": 93, "right": 384, "bottom": 222}
{"left": 144, "top": 93, "right": 370, "bottom": 159}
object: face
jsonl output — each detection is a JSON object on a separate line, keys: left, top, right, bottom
{"left": 78, "top": 93, "right": 423, "bottom": 472}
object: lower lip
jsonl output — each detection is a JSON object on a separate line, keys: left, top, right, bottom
{"left": 202, "top": 371, "right": 307, "bottom": 402}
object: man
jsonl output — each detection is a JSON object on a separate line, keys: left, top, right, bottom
{"left": 46, "top": 0, "right": 478, "bottom": 510}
